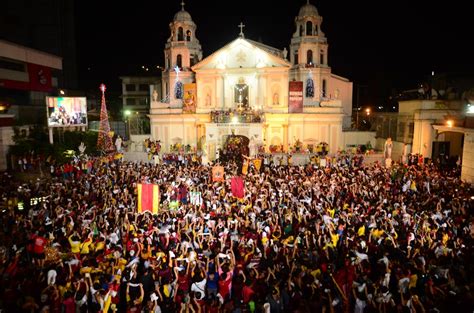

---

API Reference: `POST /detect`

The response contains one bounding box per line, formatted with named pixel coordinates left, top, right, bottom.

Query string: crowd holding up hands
left=0, top=153, right=473, bottom=312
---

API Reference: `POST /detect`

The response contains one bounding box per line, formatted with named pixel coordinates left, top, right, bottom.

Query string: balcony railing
left=210, top=109, right=264, bottom=123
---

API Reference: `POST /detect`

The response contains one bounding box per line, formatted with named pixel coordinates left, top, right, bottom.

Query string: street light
left=365, top=108, right=371, bottom=116
left=446, top=120, right=453, bottom=128
left=124, top=110, right=132, bottom=140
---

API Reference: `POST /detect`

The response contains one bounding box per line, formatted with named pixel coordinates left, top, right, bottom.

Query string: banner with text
left=288, top=81, right=303, bottom=113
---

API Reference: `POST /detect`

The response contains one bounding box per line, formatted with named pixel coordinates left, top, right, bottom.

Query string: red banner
left=288, top=81, right=303, bottom=113
left=0, top=63, right=52, bottom=92
left=28, top=63, right=52, bottom=91
left=231, top=176, right=245, bottom=199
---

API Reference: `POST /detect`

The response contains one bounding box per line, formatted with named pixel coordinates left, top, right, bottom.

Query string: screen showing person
left=46, top=97, right=88, bottom=127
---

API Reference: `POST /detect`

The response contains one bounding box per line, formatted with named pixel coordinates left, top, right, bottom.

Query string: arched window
left=307, top=49, right=313, bottom=65
left=315, top=24, right=318, bottom=35
left=186, top=30, right=192, bottom=41
left=299, top=25, right=303, bottom=36
left=177, top=27, right=184, bottom=41
left=306, top=78, right=314, bottom=98
left=175, top=81, right=183, bottom=99
left=322, top=79, right=327, bottom=98
left=320, top=52, right=324, bottom=65
left=190, top=54, right=197, bottom=67
left=176, top=54, right=182, bottom=68
left=294, top=50, right=299, bottom=65
left=306, top=21, right=313, bottom=35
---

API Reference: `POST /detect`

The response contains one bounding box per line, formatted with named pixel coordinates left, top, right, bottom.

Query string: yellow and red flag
left=137, top=183, right=160, bottom=214
left=242, top=160, right=249, bottom=175
left=252, top=159, right=262, bottom=172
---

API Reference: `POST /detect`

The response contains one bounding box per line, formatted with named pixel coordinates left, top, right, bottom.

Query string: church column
left=221, top=75, right=226, bottom=109
left=216, top=75, right=223, bottom=111
left=283, top=124, right=289, bottom=152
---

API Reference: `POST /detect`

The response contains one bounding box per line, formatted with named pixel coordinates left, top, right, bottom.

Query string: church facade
left=149, top=1, right=352, bottom=160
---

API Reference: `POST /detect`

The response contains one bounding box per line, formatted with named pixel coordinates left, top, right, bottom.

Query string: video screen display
left=46, top=97, right=88, bottom=127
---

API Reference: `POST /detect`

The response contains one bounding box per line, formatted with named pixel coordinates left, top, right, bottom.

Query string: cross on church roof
left=238, top=22, right=245, bottom=38
left=181, top=0, right=185, bottom=10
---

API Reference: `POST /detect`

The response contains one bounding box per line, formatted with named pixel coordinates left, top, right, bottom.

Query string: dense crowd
left=0, top=154, right=473, bottom=313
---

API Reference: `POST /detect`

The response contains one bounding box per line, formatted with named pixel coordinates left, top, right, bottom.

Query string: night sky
left=75, top=0, right=472, bottom=107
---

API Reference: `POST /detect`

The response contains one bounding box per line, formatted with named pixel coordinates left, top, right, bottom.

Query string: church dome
left=298, top=2, right=319, bottom=17
left=173, top=9, right=192, bottom=22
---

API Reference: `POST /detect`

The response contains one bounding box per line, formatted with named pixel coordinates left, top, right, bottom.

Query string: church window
left=186, top=30, right=192, bottom=41
left=294, top=50, right=298, bottom=65
left=322, top=79, right=327, bottom=98
left=175, top=81, right=184, bottom=99
left=306, top=78, right=314, bottom=98
left=307, top=49, right=313, bottom=65
left=177, top=27, right=184, bottom=41
left=320, top=52, right=324, bottom=65
left=306, top=21, right=313, bottom=35
left=299, top=25, right=303, bottom=36
left=176, top=54, right=182, bottom=68
left=190, top=54, right=197, bottom=67
left=315, top=24, right=318, bottom=35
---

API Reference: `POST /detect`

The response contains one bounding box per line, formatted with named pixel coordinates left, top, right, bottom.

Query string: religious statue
left=115, top=135, right=123, bottom=153
left=335, top=88, right=340, bottom=99
left=273, top=92, right=279, bottom=105
left=249, top=135, right=257, bottom=158
left=152, top=89, right=158, bottom=102
left=205, top=93, right=211, bottom=107
left=78, top=142, right=86, bottom=155
left=282, top=47, right=288, bottom=60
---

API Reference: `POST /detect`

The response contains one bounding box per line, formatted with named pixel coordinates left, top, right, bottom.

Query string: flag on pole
left=231, top=176, right=245, bottom=199
left=137, top=183, right=160, bottom=214
left=212, top=166, right=224, bottom=182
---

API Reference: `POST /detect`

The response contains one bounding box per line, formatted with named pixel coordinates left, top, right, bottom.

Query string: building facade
left=0, top=40, right=63, bottom=124
left=149, top=2, right=353, bottom=160
left=120, top=76, right=161, bottom=114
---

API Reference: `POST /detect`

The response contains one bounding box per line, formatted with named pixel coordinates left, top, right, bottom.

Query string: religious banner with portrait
left=288, top=81, right=303, bottom=113
left=212, top=165, right=224, bottom=182
left=183, top=83, right=197, bottom=113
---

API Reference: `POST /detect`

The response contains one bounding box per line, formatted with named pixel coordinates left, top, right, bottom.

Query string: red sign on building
left=288, top=81, right=303, bottom=113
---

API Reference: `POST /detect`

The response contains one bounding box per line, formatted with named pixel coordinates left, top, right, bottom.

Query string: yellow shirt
left=69, top=236, right=81, bottom=254
left=80, top=239, right=92, bottom=254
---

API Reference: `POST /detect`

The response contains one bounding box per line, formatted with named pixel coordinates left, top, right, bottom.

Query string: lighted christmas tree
left=97, top=84, right=115, bottom=153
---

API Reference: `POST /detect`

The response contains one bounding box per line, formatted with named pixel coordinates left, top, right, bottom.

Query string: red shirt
left=33, top=236, right=47, bottom=254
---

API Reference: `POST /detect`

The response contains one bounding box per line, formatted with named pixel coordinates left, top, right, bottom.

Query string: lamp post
left=124, top=110, right=131, bottom=140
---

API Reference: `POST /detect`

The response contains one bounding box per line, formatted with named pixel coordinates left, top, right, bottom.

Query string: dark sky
left=75, top=0, right=472, bottom=106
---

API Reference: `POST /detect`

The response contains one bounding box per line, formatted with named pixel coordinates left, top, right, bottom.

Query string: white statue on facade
left=401, top=143, right=408, bottom=164
left=282, top=47, right=288, bottom=60
left=152, top=89, right=158, bottom=102
left=115, top=135, right=123, bottom=152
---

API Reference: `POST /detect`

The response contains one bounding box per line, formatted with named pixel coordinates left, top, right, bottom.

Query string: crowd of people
left=0, top=153, right=473, bottom=313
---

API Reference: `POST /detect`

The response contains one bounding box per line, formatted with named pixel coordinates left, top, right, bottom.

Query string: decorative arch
left=306, top=78, right=314, bottom=98
left=177, top=27, right=184, bottom=41
left=175, top=81, right=184, bottom=99
left=271, top=84, right=281, bottom=106
left=307, top=49, right=313, bottom=65
left=186, top=30, right=192, bottom=41
left=176, top=54, right=182, bottom=68
left=306, top=21, right=313, bottom=35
